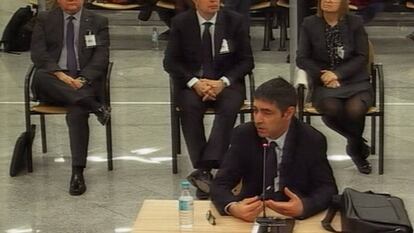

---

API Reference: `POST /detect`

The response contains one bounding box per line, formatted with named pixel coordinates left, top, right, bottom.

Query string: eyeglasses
left=206, top=210, right=216, bottom=225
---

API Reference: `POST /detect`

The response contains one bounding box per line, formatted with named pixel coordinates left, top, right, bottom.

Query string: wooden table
left=132, top=200, right=341, bottom=233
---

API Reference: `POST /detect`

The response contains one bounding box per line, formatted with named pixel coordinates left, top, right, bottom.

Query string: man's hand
left=228, top=196, right=263, bottom=222
left=203, top=79, right=225, bottom=96
left=325, top=79, right=340, bottom=88
left=199, top=79, right=225, bottom=101
left=193, top=80, right=212, bottom=97
left=53, top=71, right=80, bottom=89
left=71, top=78, right=85, bottom=89
left=264, top=187, right=304, bottom=217
left=320, top=70, right=340, bottom=88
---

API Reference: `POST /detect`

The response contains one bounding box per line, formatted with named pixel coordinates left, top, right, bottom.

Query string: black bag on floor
left=322, top=188, right=413, bottom=233
left=10, top=125, right=36, bottom=177
left=0, top=5, right=36, bottom=53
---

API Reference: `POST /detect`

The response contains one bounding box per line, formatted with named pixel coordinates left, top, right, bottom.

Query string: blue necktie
left=202, top=22, right=214, bottom=78
left=66, top=16, right=77, bottom=77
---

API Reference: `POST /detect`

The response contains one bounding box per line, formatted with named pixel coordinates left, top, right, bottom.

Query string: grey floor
left=1, top=1, right=414, bottom=233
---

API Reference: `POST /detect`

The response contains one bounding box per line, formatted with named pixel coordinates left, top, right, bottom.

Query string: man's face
left=320, top=0, right=341, bottom=13
left=58, top=0, right=84, bottom=14
left=253, top=99, right=294, bottom=140
left=192, top=0, right=220, bottom=17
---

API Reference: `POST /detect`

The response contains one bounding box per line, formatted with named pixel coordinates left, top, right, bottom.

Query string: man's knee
left=66, top=106, right=90, bottom=123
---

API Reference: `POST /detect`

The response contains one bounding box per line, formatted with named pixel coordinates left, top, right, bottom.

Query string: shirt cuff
left=187, top=77, right=199, bottom=88
left=224, top=202, right=238, bottom=215
left=220, top=77, right=230, bottom=87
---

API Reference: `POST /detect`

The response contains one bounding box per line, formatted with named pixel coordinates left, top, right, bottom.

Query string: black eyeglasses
left=206, top=210, right=216, bottom=225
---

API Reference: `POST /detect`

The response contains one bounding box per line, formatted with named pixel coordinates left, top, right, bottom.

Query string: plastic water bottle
left=151, top=27, right=159, bottom=50
left=179, top=181, right=194, bottom=228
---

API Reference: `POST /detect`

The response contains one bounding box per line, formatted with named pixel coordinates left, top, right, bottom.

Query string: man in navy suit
left=31, top=0, right=110, bottom=196
left=164, top=0, right=254, bottom=199
left=210, top=78, right=337, bottom=221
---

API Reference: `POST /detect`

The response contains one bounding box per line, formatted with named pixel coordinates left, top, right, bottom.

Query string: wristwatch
left=77, top=76, right=90, bottom=85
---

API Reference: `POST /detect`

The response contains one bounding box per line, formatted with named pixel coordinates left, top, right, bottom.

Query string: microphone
left=261, top=139, right=269, bottom=218
left=254, top=139, right=295, bottom=233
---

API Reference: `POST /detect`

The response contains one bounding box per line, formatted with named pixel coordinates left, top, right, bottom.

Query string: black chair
left=24, top=62, right=114, bottom=172
left=169, top=73, right=256, bottom=174
left=296, top=42, right=385, bottom=174
left=249, top=0, right=289, bottom=51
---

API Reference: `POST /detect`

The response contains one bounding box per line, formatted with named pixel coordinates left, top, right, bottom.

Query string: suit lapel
left=338, top=15, right=350, bottom=59
left=54, top=9, right=64, bottom=53
left=278, top=118, right=298, bottom=189
left=214, top=11, right=225, bottom=58
left=189, top=10, right=202, bottom=65
left=317, top=18, right=330, bottom=60
left=78, top=9, right=91, bottom=52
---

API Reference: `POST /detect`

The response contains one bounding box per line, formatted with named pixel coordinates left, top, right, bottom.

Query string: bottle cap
left=181, top=180, right=190, bottom=189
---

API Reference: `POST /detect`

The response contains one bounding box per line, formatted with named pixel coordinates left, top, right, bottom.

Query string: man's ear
left=283, top=106, right=296, bottom=120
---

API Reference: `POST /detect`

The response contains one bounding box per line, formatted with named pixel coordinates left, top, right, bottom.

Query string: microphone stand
left=254, top=141, right=288, bottom=233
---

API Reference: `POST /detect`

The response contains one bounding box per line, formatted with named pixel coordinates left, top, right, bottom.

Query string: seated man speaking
left=210, top=78, right=338, bottom=221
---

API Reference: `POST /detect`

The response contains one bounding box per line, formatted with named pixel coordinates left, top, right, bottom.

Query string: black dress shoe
left=138, top=6, right=153, bottom=21
left=407, top=32, right=414, bottom=41
left=95, top=106, right=111, bottom=126
left=346, top=140, right=370, bottom=160
left=69, top=173, right=87, bottom=196
left=158, top=29, right=170, bottom=40
left=186, top=170, right=213, bottom=194
left=196, top=188, right=210, bottom=200
left=352, top=157, right=372, bottom=174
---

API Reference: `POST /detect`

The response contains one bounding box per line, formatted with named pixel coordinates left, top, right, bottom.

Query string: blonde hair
left=317, top=0, right=349, bottom=19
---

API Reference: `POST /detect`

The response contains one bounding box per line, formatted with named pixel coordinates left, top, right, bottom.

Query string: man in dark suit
left=31, top=0, right=110, bottom=196
left=164, top=0, right=254, bottom=199
left=210, top=78, right=337, bottom=221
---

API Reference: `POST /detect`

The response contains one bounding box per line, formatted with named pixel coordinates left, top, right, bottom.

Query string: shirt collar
left=63, top=8, right=82, bottom=21
left=196, top=11, right=217, bottom=27
left=266, top=128, right=288, bottom=150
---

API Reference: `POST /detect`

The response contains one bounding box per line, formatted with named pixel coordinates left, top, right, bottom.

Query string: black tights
left=316, top=91, right=372, bottom=146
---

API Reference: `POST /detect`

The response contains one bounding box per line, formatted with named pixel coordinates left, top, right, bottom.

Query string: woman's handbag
left=322, top=188, right=413, bottom=233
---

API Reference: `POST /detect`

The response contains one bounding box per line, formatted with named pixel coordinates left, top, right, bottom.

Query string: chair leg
left=371, top=116, right=376, bottom=155
left=278, top=10, right=287, bottom=51
left=305, top=115, right=311, bottom=124
left=177, top=118, right=181, bottom=155
left=379, top=114, right=384, bottom=175
left=40, top=114, right=47, bottom=153
left=106, top=118, right=113, bottom=171
left=262, top=11, right=272, bottom=51
left=171, top=111, right=180, bottom=174
left=240, top=113, right=245, bottom=124
left=26, top=114, right=33, bottom=173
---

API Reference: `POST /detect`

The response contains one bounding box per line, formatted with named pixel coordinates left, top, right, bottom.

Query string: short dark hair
left=253, top=77, right=297, bottom=112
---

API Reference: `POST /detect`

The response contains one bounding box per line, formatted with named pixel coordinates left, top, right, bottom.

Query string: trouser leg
left=66, top=105, right=90, bottom=167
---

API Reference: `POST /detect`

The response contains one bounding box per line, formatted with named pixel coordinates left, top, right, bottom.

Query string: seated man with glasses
left=210, top=78, right=337, bottom=221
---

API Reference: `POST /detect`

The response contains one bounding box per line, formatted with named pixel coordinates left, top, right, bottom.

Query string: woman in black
left=296, top=0, right=373, bottom=174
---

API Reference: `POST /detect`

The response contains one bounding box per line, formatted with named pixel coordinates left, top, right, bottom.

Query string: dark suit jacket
left=163, top=9, right=254, bottom=92
left=210, top=118, right=338, bottom=219
left=31, top=7, right=110, bottom=83
left=296, top=14, right=369, bottom=88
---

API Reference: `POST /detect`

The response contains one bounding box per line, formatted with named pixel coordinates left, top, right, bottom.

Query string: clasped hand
left=229, top=187, right=304, bottom=222
left=320, top=70, right=340, bottom=88
left=54, top=71, right=85, bottom=90
left=193, top=79, right=225, bottom=101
